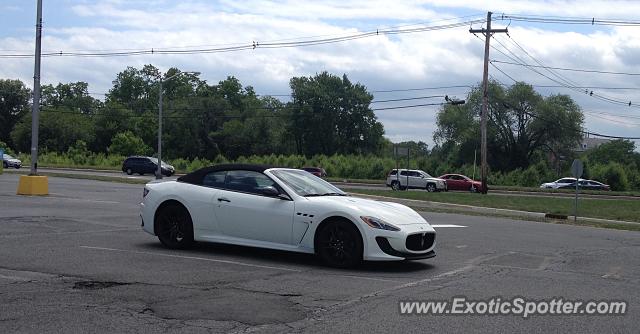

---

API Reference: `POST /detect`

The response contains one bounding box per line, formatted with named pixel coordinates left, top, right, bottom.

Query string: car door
left=399, top=170, right=410, bottom=187
left=213, top=170, right=295, bottom=245
left=445, top=175, right=460, bottom=190
left=406, top=171, right=421, bottom=188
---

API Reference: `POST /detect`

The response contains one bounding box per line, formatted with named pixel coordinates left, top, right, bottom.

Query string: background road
left=0, top=173, right=638, bottom=333
left=21, top=167, right=637, bottom=200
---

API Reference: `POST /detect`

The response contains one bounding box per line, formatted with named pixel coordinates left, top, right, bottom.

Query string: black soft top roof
left=177, top=163, right=276, bottom=185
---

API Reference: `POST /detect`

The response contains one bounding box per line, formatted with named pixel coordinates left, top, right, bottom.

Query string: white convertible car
left=140, top=164, right=436, bottom=267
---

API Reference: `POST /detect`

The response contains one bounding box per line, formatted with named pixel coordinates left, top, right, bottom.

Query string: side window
left=389, top=170, right=397, bottom=176
left=203, top=171, right=226, bottom=188
left=225, top=170, right=277, bottom=195
left=400, top=171, right=408, bottom=176
left=410, top=171, right=421, bottom=177
left=559, top=178, right=573, bottom=183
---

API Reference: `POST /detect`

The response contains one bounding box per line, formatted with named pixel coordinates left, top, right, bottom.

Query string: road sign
left=570, top=159, right=583, bottom=222
left=571, top=159, right=583, bottom=178
left=394, top=147, right=409, bottom=157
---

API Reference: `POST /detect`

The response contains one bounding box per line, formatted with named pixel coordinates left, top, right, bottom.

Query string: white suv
left=386, top=169, right=447, bottom=192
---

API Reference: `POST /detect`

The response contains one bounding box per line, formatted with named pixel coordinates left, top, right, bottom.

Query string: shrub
left=108, top=131, right=152, bottom=156
left=590, top=162, right=629, bottom=191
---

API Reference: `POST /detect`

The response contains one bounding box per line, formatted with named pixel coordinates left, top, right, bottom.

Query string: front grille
left=406, top=233, right=435, bottom=251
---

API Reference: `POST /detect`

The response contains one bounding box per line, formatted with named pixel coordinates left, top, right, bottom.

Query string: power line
left=0, top=19, right=485, bottom=59
left=496, top=14, right=640, bottom=26
left=487, top=36, right=640, bottom=109
left=491, top=59, right=640, bottom=76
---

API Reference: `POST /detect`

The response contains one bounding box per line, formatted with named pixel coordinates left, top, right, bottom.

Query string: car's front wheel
left=426, top=183, right=436, bottom=192
left=2, top=162, right=7, bottom=168
left=316, top=220, right=363, bottom=268
left=156, top=203, right=194, bottom=249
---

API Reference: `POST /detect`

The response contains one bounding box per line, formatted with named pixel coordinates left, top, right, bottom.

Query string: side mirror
left=260, top=186, right=280, bottom=197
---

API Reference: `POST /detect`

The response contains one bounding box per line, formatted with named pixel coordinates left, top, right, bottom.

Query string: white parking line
left=79, top=246, right=302, bottom=272
left=431, top=224, right=467, bottom=228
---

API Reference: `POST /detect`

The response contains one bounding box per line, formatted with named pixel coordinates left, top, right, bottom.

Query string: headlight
left=360, top=216, right=400, bottom=231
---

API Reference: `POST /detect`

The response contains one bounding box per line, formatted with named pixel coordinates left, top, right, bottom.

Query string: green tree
left=287, top=72, right=384, bottom=156
left=0, top=79, right=31, bottom=148
left=585, top=139, right=639, bottom=166
left=434, top=81, right=584, bottom=171
left=108, top=131, right=152, bottom=156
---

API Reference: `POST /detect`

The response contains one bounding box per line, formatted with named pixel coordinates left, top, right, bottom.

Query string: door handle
left=217, top=197, right=230, bottom=203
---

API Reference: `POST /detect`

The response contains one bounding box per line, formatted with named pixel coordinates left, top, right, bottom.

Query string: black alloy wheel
left=126, top=168, right=133, bottom=175
left=156, top=204, right=194, bottom=249
left=317, top=221, right=363, bottom=268
left=391, top=181, right=400, bottom=191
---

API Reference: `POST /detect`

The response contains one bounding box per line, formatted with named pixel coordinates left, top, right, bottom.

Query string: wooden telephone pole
left=469, top=12, right=507, bottom=194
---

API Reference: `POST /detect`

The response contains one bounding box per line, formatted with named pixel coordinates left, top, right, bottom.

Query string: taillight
left=143, top=188, right=149, bottom=198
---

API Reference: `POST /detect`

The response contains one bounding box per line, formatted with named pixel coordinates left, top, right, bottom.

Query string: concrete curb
left=350, top=192, right=640, bottom=227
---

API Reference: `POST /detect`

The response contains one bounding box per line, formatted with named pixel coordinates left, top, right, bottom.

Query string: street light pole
left=156, top=71, right=200, bottom=180
left=157, top=79, right=163, bottom=179
left=31, top=0, right=43, bottom=175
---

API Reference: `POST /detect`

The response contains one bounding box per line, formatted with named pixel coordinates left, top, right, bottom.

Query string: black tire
left=316, top=220, right=363, bottom=268
left=126, top=168, right=133, bottom=175
left=156, top=203, right=194, bottom=249
left=391, top=181, right=400, bottom=191
left=470, top=185, right=477, bottom=193
left=426, top=183, right=436, bottom=192
left=2, top=162, right=7, bottom=168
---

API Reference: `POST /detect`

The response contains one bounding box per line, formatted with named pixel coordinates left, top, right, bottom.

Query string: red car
left=439, top=174, right=484, bottom=192
left=302, top=167, right=327, bottom=177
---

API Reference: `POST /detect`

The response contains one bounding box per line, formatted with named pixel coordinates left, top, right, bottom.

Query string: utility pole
left=31, top=0, right=43, bottom=175
left=17, top=0, right=48, bottom=195
left=469, top=11, right=507, bottom=194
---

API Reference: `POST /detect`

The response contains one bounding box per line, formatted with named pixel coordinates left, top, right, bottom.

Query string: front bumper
left=363, top=223, right=436, bottom=261
left=375, top=237, right=436, bottom=259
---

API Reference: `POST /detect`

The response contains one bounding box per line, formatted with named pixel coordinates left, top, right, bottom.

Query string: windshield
left=3, top=154, right=14, bottom=159
left=420, top=171, right=434, bottom=178
left=271, top=169, right=346, bottom=197
left=148, top=157, right=169, bottom=166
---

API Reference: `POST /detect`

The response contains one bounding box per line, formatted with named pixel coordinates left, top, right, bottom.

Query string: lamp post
left=156, top=71, right=199, bottom=179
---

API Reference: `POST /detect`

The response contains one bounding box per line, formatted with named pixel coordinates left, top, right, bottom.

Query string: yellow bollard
left=17, top=175, right=49, bottom=195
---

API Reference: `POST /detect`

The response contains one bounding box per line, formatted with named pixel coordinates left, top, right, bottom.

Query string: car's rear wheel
left=156, top=203, right=194, bottom=249
left=2, top=162, right=7, bottom=168
left=126, top=168, right=133, bottom=175
left=316, top=220, right=363, bottom=268
left=391, top=181, right=400, bottom=191
left=426, top=183, right=436, bottom=192
left=470, top=185, right=477, bottom=193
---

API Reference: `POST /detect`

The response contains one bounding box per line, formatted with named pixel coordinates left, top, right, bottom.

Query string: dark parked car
left=302, top=167, right=327, bottom=177
left=122, top=156, right=175, bottom=176
left=558, top=179, right=611, bottom=191
left=439, top=174, right=485, bottom=192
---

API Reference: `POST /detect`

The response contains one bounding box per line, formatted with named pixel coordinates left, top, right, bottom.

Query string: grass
left=348, top=189, right=640, bottom=223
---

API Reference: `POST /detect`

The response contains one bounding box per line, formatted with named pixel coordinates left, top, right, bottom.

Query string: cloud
left=1, top=0, right=639, bottom=147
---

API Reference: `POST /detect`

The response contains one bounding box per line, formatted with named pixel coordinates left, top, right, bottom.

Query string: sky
left=1, top=0, right=640, bottom=149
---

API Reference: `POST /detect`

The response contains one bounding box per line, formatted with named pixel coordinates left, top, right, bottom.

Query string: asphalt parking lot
left=1, top=173, right=638, bottom=333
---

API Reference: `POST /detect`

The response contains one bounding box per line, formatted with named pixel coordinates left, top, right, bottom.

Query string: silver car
left=2, top=154, right=22, bottom=169
left=386, top=169, right=447, bottom=192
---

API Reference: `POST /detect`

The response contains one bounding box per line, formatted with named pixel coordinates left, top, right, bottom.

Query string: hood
left=306, top=196, right=429, bottom=226
left=426, top=177, right=445, bottom=182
